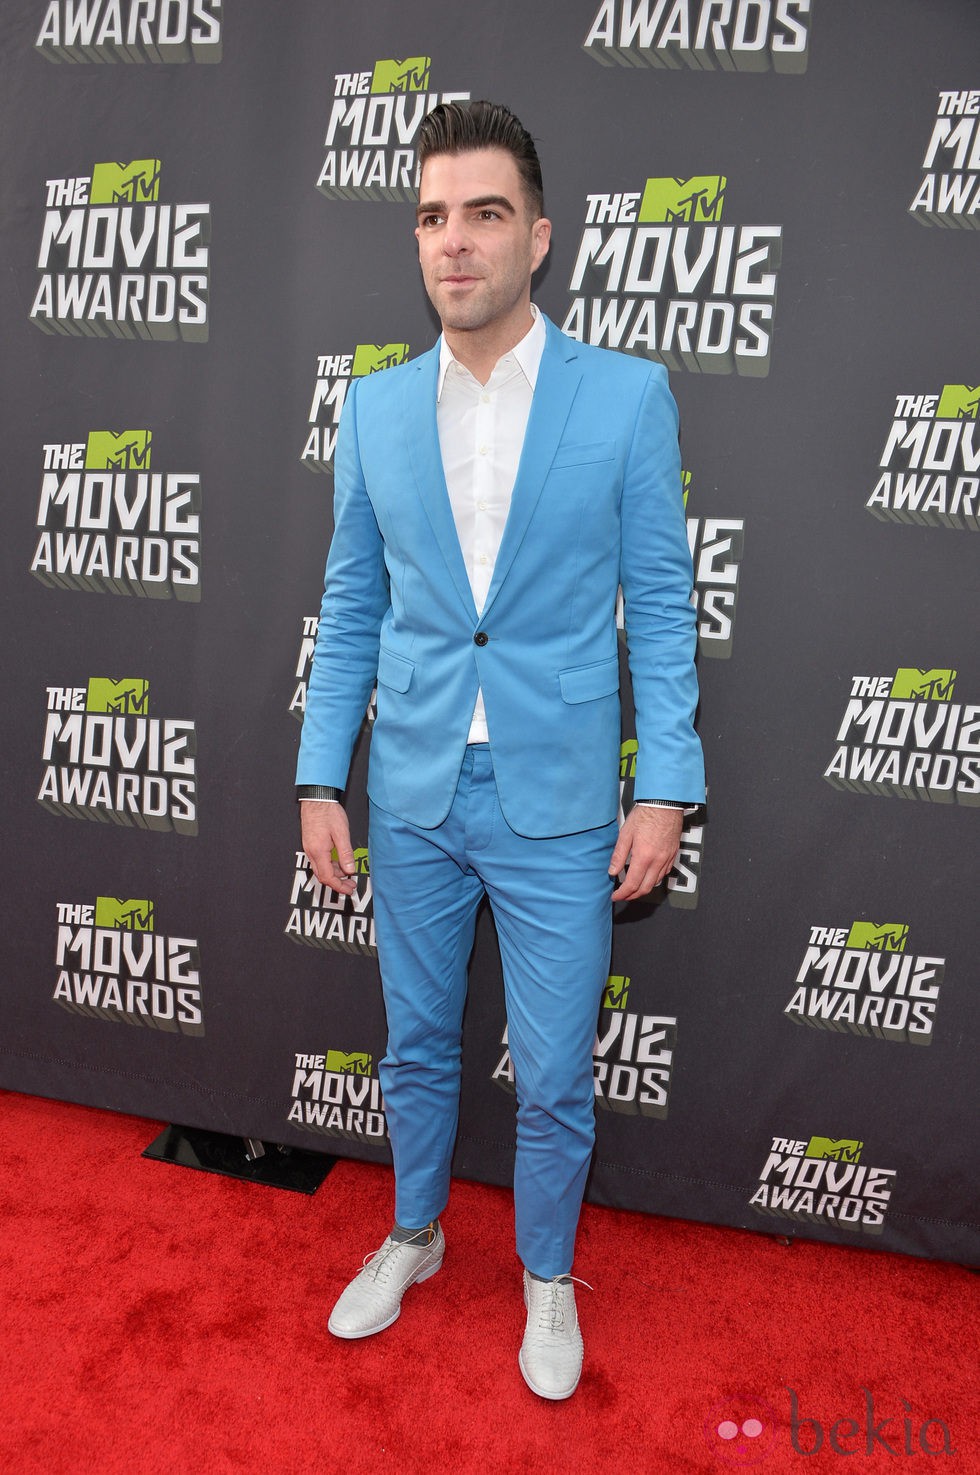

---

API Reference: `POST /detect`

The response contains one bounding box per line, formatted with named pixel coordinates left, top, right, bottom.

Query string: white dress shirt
left=436, top=305, right=546, bottom=744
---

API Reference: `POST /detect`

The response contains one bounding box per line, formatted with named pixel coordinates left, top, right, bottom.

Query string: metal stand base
left=142, top=1124, right=335, bottom=1194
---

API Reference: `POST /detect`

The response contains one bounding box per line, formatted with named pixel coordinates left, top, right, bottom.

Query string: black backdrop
left=1, top=0, right=977, bottom=1265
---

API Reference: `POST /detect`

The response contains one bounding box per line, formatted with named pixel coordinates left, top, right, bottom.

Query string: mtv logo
left=85, top=430, right=152, bottom=471
left=89, top=160, right=161, bottom=205
left=681, top=469, right=692, bottom=509
left=805, top=1137, right=863, bottom=1164
left=352, top=847, right=371, bottom=875
left=86, top=678, right=149, bottom=715
left=936, top=385, right=980, bottom=420
left=324, top=1050, right=372, bottom=1075
left=370, top=57, right=431, bottom=93
left=352, top=344, right=410, bottom=376
left=890, top=668, right=956, bottom=702
left=602, top=975, right=631, bottom=1011
left=639, top=176, right=727, bottom=224
left=846, top=921, right=909, bottom=953
left=620, top=738, right=638, bottom=780
left=95, top=897, right=155, bottom=931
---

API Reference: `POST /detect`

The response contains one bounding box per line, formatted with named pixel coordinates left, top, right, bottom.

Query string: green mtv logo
left=89, top=160, right=161, bottom=205
left=846, top=921, right=909, bottom=953
left=889, top=668, right=956, bottom=702
left=95, top=897, right=154, bottom=931
left=85, top=431, right=152, bottom=471
left=603, top=976, right=631, bottom=1011
left=805, top=1137, right=863, bottom=1163
left=370, top=57, right=431, bottom=93
left=639, top=176, right=726, bottom=224
left=936, top=385, right=980, bottom=419
left=620, top=738, right=638, bottom=780
left=86, top=678, right=149, bottom=715
left=352, top=344, right=410, bottom=376
left=681, top=469, right=692, bottom=509
left=324, top=1050, right=372, bottom=1075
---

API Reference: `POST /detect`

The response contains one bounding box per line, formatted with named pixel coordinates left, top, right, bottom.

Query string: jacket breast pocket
left=377, top=647, right=415, bottom=693
left=550, top=440, right=616, bottom=470
left=558, top=656, right=620, bottom=704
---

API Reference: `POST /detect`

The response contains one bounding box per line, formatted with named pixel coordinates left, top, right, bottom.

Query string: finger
left=321, top=871, right=356, bottom=896
left=330, top=855, right=358, bottom=885
left=611, top=858, right=648, bottom=902
left=327, top=843, right=359, bottom=891
left=308, top=849, right=357, bottom=894
left=612, top=871, right=656, bottom=903
left=611, top=875, right=644, bottom=902
left=328, top=861, right=357, bottom=893
left=611, top=849, right=675, bottom=902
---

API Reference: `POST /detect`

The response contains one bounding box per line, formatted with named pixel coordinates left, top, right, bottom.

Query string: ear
left=531, top=217, right=551, bottom=274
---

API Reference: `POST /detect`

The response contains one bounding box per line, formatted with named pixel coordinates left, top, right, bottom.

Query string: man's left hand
left=608, top=806, right=683, bottom=902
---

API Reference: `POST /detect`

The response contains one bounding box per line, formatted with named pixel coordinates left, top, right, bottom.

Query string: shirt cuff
left=633, top=799, right=698, bottom=814
left=297, top=785, right=344, bottom=802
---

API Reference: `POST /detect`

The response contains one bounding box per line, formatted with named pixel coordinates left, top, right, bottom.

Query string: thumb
left=331, top=822, right=357, bottom=875
left=608, top=828, right=631, bottom=875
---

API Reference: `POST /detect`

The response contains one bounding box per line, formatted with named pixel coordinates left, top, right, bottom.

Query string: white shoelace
left=360, top=1242, right=399, bottom=1284
left=359, top=1231, right=436, bottom=1284
left=531, top=1274, right=593, bottom=1333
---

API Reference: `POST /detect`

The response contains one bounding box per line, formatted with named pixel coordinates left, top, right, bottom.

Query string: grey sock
left=390, top=1219, right=438, bottom=1246
left=527, top=1269, right=571, bottom=1283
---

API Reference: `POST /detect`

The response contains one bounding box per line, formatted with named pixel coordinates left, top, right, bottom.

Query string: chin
left=440, top=307, right=488, bottom=332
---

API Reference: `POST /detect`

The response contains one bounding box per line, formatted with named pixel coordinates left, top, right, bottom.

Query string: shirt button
left=474, top=632, right=489, bottom=647
left=477, top=500, right=487, bottom=510
left=478, top=445, right=487, bottom=456
left=479, top=554, right=488, bottom=565
left=481, top=393, right=490, bottom=404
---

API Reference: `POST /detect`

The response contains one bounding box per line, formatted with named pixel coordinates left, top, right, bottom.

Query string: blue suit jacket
left=297, top=315, right=705, bottom=838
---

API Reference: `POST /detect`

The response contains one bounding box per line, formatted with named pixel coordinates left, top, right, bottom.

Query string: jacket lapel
left=480, top=318, right=583, bottom=620
left=403, top=346, right=478, bottom=621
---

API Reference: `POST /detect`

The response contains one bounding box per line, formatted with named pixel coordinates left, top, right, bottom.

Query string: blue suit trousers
left=369, top=744, right=617, bottom=1278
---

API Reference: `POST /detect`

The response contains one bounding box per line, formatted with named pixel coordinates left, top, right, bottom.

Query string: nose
left=442, top=210, right=473, bottom=257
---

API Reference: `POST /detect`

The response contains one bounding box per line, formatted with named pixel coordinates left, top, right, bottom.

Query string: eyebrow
left=416, top=194, right=517, bottom=220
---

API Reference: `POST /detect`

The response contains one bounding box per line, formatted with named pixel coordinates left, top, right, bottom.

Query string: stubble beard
left=428, top=268, right=531, bottom=339
left=430, top=279, right=495, bottom=335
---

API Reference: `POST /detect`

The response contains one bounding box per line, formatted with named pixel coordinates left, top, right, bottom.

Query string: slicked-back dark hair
left=417, top=100, right=545, bottom=219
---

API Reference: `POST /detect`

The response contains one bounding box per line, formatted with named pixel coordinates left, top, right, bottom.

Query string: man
left=297, top=100, right=704, bottom=1400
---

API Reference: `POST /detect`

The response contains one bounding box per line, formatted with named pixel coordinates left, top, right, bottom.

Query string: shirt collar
left=437, top=304, right=546, bottom=400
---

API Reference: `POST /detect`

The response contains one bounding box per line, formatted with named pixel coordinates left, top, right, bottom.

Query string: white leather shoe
left=327, top=1225, right=445, bottom=1339
left=518, top=1269, right=585, bottom=1400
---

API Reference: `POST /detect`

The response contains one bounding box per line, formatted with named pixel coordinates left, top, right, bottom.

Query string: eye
left=477, top=209, right=500, bottom=221
left=419, top=213, right=444, bottom=228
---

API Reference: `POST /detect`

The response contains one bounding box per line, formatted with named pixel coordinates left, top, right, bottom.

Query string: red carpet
left=0, top=1090, right=976, bottom=1474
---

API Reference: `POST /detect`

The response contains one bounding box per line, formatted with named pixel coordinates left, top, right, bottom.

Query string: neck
left=442, top=304, right=536, bottom=386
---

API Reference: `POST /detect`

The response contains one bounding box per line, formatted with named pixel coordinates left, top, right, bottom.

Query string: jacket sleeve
left=295, top=378, right=390, bottom=789
left=619, top=365, right=706, bottom=805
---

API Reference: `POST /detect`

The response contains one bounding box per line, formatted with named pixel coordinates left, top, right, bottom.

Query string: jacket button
left=473, top=632, right=488, bottom=647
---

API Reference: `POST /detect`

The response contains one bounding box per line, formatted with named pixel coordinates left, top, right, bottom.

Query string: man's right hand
left=301, top=800, right=358, bottom=895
